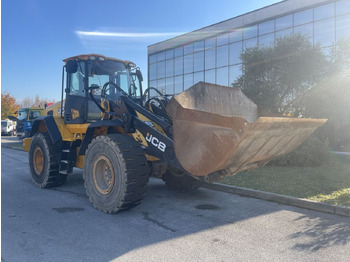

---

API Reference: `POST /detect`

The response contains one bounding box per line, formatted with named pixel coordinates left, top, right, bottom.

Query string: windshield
left=2, top=122, right=7, bottom=128
left=68, top=60, right=130, bottom=98
left=18, top=109, right=28, bottom=121
left=28, top=110, right=42, bottom=120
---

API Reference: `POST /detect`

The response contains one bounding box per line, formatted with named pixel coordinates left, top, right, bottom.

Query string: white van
left=1, top=119, right=16, bottom=136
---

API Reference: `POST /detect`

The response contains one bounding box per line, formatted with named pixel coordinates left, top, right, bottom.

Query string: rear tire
left=83, top=134, right=150, bottom=213
left=162, top=167, right=202, bottom=192
left=29, top=133, right=67, bottom=188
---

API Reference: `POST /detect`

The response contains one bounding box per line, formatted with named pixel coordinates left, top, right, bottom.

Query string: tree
left=233, top=34, right=350, bottom=165
left=20, top=95, right=55, bottom=108
left=234, top=34, right=330, bottom=114
left=1, top=91, right=20, bottom=119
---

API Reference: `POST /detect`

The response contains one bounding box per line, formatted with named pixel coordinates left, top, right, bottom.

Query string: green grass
left=10, top=143, right=24, bottom=150
left=219, top=155, right=350, bottom=206
left=2, top=142, right=24, bottom=150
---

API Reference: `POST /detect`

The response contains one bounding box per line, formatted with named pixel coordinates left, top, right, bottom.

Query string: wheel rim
left=33, top=147, right=44, bottom=175
left=93, top=155, right=115, bottom=195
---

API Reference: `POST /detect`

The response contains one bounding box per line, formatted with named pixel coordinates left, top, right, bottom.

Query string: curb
left=204, top=183, right=350, bottom=217
left=1, top=143, right=24, bottom=151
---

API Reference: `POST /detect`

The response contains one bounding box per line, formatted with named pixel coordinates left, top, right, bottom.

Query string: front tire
left=83, top=134, right=150, bottom=213
left=29, top=133, right=67, bottom=188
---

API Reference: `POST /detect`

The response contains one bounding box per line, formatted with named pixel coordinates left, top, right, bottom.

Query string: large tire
left=162, top=167, right=203, bottom=192
left=83, top=134, right=150, bottom=213
left=29, top=133, right=67, bottom=188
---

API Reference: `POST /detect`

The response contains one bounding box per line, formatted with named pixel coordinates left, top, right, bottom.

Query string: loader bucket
left=166, top=82, right=327, bottom=179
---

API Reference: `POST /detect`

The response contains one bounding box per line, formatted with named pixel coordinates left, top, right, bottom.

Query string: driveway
left=2, top=146, right=350, bottom=262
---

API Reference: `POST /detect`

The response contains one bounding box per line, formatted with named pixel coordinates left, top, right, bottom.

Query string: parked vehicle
left=1, top=119, right=16, bottom=136
left=9, top=107, right=45, bottom=139
left=24, top=54, right=327, bottom=213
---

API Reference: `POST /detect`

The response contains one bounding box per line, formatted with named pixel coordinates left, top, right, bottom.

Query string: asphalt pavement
left=2, top=143, right=350, bottom=262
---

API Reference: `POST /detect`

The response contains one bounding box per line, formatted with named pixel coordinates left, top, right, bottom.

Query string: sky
left=2, top=0, right=281, bottom=103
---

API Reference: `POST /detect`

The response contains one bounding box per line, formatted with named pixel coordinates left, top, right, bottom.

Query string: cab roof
left=63, top=54, right=133, bottom=66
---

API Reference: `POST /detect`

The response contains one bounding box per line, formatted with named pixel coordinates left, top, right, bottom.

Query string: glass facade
left=148, top=0, right=350, bottom=95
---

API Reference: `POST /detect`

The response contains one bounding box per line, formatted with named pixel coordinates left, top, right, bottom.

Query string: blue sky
left=2, top=0, right=281, bottom=103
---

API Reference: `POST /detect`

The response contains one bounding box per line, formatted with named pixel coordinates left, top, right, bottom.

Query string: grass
left=2, top=142, right=24, bottom=150
left=9, top=143, right=24, bottom=150
left=219, top=155, right=350, bottom=207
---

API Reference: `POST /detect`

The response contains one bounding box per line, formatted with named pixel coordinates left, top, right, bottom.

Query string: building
left=147, top=0, right=350, bottom=95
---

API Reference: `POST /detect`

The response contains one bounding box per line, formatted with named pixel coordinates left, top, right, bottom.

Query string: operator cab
left=63, top=54, right=143, bottom=124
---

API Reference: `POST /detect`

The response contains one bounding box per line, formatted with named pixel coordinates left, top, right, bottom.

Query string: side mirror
left=136, top=69, right=143, bottom=82
left=66, top=60, right=78, bottom=73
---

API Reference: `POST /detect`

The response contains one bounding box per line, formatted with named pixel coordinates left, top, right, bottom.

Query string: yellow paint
left=75, top=153, right=85, bottom=169
left=23, top=138, right=31, bottom=152
left=53, top=117, right=90, bottom=141
left=136, top=112, right=165, bottom=134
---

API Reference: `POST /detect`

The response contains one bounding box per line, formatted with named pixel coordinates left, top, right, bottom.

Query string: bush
left=269, top=134, right=331, bottom=167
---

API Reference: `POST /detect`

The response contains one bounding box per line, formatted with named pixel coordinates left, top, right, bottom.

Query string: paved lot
left=2, top=143, right=350, bottom=262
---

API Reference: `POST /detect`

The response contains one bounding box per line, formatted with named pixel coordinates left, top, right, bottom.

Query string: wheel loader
left=23, top=54, right=327, bottom=213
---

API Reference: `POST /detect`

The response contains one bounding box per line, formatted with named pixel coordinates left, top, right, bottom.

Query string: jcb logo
left=146, top=133, right=166, bottom=152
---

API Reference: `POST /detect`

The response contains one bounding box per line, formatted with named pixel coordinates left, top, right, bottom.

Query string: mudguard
left=30, top=116, right=62, bottom=144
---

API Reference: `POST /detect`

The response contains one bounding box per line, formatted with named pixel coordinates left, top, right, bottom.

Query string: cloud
left=76, top=30, right=185, bottom=38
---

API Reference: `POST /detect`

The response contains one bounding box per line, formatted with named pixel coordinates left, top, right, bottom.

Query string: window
left=216, top=45, right=229, bottom=67
left=194, top=71, right=204, bottom=84
left=205, top=69, right=215, bottom=84
left=230, top=65, right=241, bottom=85
left=166, top=50, right=174, bottom=59
left=243, top=25, right=258, bottom=39
left=184, top=73, right=194, bottom=89
left=174, top=75, right=183, bottom=94
left=69, top=62, right=85, bottom=96
left=157, top=61, right=165, bottom=79
left=184, top=44, right=194, bottom=55
left=194, top=40, right=204, bottom=52
left=205, top=48, right=216, bottom=69
left=166, top=77, right=174, bottom=94
left=166, top=59, right=174, bottom=77
left=336, top=14, right=350, bottom=41
left=150, top=80, right=157, bottom=89
left=229, top=42, right=242, bottom=65
left=217, top=33, right=229, bottom=46
left=275, top=28, right=293, bottom=39
left=275, top=15, right=293, bottom=31
left=194, top=51, right=204, bottom=72
left=294, top=23, right=313, bottom=39
left=149, top=63, right=157, bottom=80
left=157, top=52, right=166, bottom=62
left=314, top=18, right=335, bottom=47
left=259, top=20, right=274, bottom=35
left=230, top=30, right=242, bottom=43
left=216, top=67, right=228, bottom=86
left=205, top=37, right=216, bottom=49
left=184, top=54, right=194, bottom=74
left=174, top=56, right=183, bottom=75
left=149, top=54, right=157, bottom=64
left=174, top=47, right=183, bottom=57
left=18, top=110, right=28, bottom=121
left=243, top=38, right=257, bottom=49
left=294, top=9, right=313, bottom=26
left=336, top=0, right=350, bottom=16
left=314, top=3, right=335, bottom=21
left=157, top=78, right=166, bottom=94
left=29, top=110, right=42, bottom=120
left=259, top=33, right=274, bottom=47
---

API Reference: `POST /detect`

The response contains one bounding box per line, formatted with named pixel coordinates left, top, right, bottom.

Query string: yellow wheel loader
left=23, top=54, right=327, bottom=213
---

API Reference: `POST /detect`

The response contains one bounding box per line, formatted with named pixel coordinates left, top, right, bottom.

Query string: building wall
left=147, top=0, right=350, bottom=95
